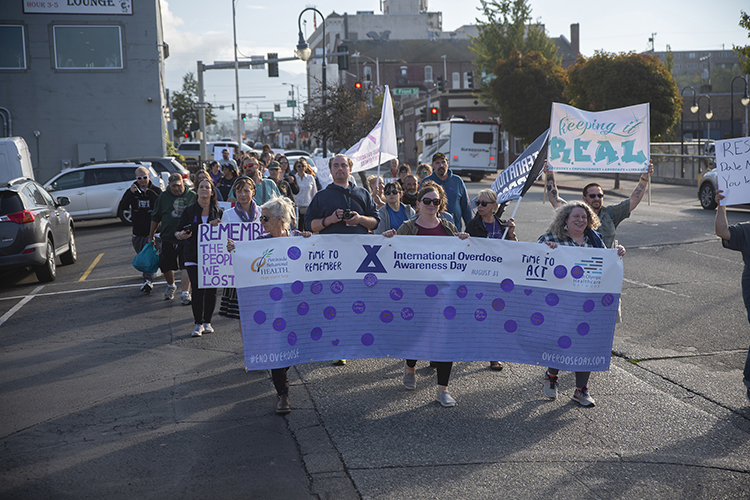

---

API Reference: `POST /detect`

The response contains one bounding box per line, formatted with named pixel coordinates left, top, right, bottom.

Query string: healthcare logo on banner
left=492, top=129, right=549, bottom=203
left=548, top=103, right=650, bottom=173
left=714, top=137, right=750, bottom=206
left=233, top=235, right=623, bottom=372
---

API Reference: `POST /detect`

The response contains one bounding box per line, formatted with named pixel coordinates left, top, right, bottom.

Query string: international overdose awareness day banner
left=233, top=235, right=624, bottom=371
left=548, top=103, right=650, bottom=173
left=714, top=137, right=750, bottom=206
left=492, top=129, right=549, bottom=203
left=197, top=221, right=263, bottom=288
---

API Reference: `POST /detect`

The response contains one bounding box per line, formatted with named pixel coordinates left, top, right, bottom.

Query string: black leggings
left=406, top=360, right=452, bottom=386
left=185, top=266, right=217, bottom=325
left=272, top=367, right=290, bottom=396
left=547, top=368, right=591, bottom=388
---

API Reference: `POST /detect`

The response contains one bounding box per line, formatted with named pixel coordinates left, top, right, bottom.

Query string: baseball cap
left=432, top=152, right=447, bottom=162
left=267, top=161, right=281, bottom=170
left=168, top=173, right=183, bottom=185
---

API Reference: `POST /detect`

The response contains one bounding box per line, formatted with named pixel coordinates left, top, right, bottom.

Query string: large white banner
left=346, top=86, right=398, bottom=173
left=548, top=103, right=650, bottom=173
left=233, top=235, right=624, bottom=371
left=714, top=137, right=750, bottom=206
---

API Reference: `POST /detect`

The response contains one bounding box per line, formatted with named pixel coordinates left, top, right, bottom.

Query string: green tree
left=664, top=44, right=674, bottom=74
left=171, top=72, right=216, bottom=137
left=565, top=51, right=681, bottom=140
left=490, top=50, right=566, bottom=142
left=471, top=0, right=560, bottom=111
left=734, top=10, right=750, bottom=75
left=301, top=82, right=384, bottom=153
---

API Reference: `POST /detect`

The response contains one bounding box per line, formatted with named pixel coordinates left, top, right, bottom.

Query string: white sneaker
left=164, top=284, right=176, bottom=300
left=191, top=324, right=204, bottom=337
left=202, top=323, right=214, bottom=334
left=140, top=280, right=153, bottom=293
left=181, top=291, right=191, bottom=305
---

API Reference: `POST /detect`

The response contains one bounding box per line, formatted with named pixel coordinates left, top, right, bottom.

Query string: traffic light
left=430, top=107, right=439, bottom=120
left=354, top=81, right=363, bottom=98
left=467, top=70, right=474, bottom=88
left=267, top=53, right=279, bottom=77
left=420, top=107, right=427, bottom=122
left=338, top=45, right=348, bottom=70
left=241, top=113, right=247, bottom=121
left=437, top=76, right=444, bottom=92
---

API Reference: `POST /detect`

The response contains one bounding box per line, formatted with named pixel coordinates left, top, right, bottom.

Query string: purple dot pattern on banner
left=311, top=281, right=323, bottom=294
left=602, top=294, right=615, bottom=306
left=287, top=246, right=301, bottom=260
left=361, top=333, right=374, bottom=346
left=558, top=336, right=572, bottom=349
left=291, top=280, right=304, bottom=295
left=352, top=301, right=366, bottom=314
left=270, top=287, right=283, bottom=301
left=444, top=306, right=456, bottom=319
left=323, top=306, right=336, bottom=320
left=577, top=323, right=590, bottom=336
left=492, top=298, right=505, bottom=311
left=364, top=273, right=378, bottom=287
left=390, top=288, right=404, bottom=301
left=501, top=279, right=514, bottom=292
left=425, top=284, right=439, bottom=297
left=332, top=339, right=339, bottom=346
left=310, top=327, right=322, bottom=341
left=505, top=320, right=517, bottom=332
left=254, top=310, right=266, bottom=324
left=287, top=332, right=297, bottom=345
left=475, top=309, right=487, bottom=321
left=380, top=310, right=394, bottom=323
left=273, top=318, right=286, bottom=331
left=583, top=300, right=595, bottom=313
left=331, top=280, right=344, bottom=294
left=571, top=266, right=584, bottom=279
left=401, top=307, right=414, bottom=320
left=554, top=265, right=567, bottom=279
left=524, top=289, right=532, bottom=296
left=530, top=312, right=544, bottom=326
left=546, top=293, right=559, bottom=306
left=457, top=285, right=468, bottom=298
left=297, top=302, right=309, bottom=315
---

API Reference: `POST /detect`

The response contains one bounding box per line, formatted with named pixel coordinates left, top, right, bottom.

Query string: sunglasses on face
left=417, top=170, right=428, bottom=175
left=259, top=215, right=270, bottom=222
left=476, top=200, right=494, bottom=207
left=421, top=198, right=440, bottom=206
left=384, top=190, right=399, bottom=195
left=136, top=176, right=148, bottom=180
left=587, top=193, right=604, bottom=199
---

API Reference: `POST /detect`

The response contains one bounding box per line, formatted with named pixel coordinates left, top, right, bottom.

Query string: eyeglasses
left=417, top=170, right=428, bottom=175
left=384, top=190, right=399, bottom=195
left=259, top=215, right=270, bottom=222
left=476, top=200, right=494, bottom=207
left=279, top=160, right=288, bottom=163
left=587, top=193, right=604, bottom=199
left=136, top=176, right=148, bottom=180
left=421, top=198, right=440, bottom=206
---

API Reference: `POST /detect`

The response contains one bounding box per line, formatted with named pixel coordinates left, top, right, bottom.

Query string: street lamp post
left=352, top=53, right=380, bottom=86
left=730, top=75, right=750, bottom=138
left=695, top=95, right=713, bottom=171
left=680, top=86, right=697, bottom=177
left=295, top=8, right=327, bottom=158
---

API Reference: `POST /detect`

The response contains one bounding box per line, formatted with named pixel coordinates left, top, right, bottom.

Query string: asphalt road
left=1, top=174, right=749, bottom=499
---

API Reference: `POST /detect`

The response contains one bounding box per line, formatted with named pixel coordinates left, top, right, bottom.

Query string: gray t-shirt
left=597, top=198, right=630, bottom=248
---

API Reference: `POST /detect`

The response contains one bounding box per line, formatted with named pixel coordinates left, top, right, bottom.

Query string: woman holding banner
left=383, top=181, right=469, bottom=407
left=466, top=188, right=517, bottom=371
left=537, top=201, right=625, bottom=407
left=219, top=177, right=260, bottom=320
left=175, top=179, right=224, bottom=338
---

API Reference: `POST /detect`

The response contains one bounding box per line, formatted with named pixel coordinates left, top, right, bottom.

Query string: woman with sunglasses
left=538, top=201, right=625, bottom=407
left=374, top=181, right=415, bottom=234
left=382, top=181, right=469, bottom=407
left=174, top=179, right=223, bottom=338
left=276, top=155, right=300, bottom=195
left=293, top=159, right=318, bottom=232
left=465, top=189, right=517, bottom=371
left=218, top=177, right=260, bottom=320
left=227, top=196, right=311, bottom=415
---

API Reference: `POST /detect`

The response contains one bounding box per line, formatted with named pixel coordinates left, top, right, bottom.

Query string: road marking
left=622, top=278, right=691, bottom=298
left=79, top=253, right=104, bottom=281
left=0, top=280, right=182, bottom=302
left=0, top=285, right=44, bottom=327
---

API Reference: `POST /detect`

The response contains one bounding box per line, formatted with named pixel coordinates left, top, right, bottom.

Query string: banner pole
left=501, top=196, right=523, bottom=240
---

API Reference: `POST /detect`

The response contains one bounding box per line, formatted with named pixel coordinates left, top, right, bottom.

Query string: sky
left=160, top=0, right=749, bottom=126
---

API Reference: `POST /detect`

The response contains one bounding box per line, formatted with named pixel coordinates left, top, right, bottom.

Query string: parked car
left=81, top=157, right=192, bottom=191
left=698, top=168, right=750, bottom=210
left=176, top=141, right=252, bottom=169
left=0, top=177, right=76, bottom=282
left=44, top=162, right=164, bottom=223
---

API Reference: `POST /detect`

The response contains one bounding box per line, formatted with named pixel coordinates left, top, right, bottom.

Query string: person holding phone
left=123, top=166, right=161, bottom=293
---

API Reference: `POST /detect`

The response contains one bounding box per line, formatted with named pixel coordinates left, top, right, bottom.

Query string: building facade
left=0, top=0, right=167, bottom=183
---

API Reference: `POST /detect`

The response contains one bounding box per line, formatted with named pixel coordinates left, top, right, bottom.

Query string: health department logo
left=571, top=255, right=603, bottom=287
left=357, top=245, right=387, bottom=273
left=251, top=249, right=273, bottom=272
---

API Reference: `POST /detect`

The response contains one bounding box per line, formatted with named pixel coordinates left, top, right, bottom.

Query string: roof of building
left=344, top=39, right=475, bottom=64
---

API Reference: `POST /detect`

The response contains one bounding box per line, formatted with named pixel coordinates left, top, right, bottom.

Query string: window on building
left=687, top=63, right=697, bottom=69
left=688, top=52, right=696, bottom=59
left=53, top=25, right=122, bottom=69
left=424, top=65, right=433, bottom=82
left=452, top=72, right=460, bottom=89
left=363, top=66, right=373, bottom=82
left=674, top=53, right=681, bottom=59
left=674, top=63, right=682, bottom=70
left=0, top=25, right=26, bottom=69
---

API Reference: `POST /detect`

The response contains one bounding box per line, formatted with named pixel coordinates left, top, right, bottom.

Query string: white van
left=0, top=137, right=34, bottom=182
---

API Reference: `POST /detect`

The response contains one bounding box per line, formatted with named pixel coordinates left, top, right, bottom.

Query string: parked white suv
left=44, top=162, right=164, bottom=222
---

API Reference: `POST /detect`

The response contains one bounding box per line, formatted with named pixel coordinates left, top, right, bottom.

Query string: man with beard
left=544, top=161, right=654, bottom=248
left=421, top=152, right=472, bottom=231
left=401, top=174, right=418, bottom=208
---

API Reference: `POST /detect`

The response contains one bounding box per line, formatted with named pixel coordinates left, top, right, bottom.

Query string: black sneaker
left=140, top=280, right=153, bottom=294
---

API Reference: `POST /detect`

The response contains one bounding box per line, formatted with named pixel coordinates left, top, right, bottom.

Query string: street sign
left=193, top=102, right=211, bottom=109
left=393, top=87, right=419, bottom=96
left=287, top=100, right=297, bottom=108
left=481, top=74, right=496, bottom=85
